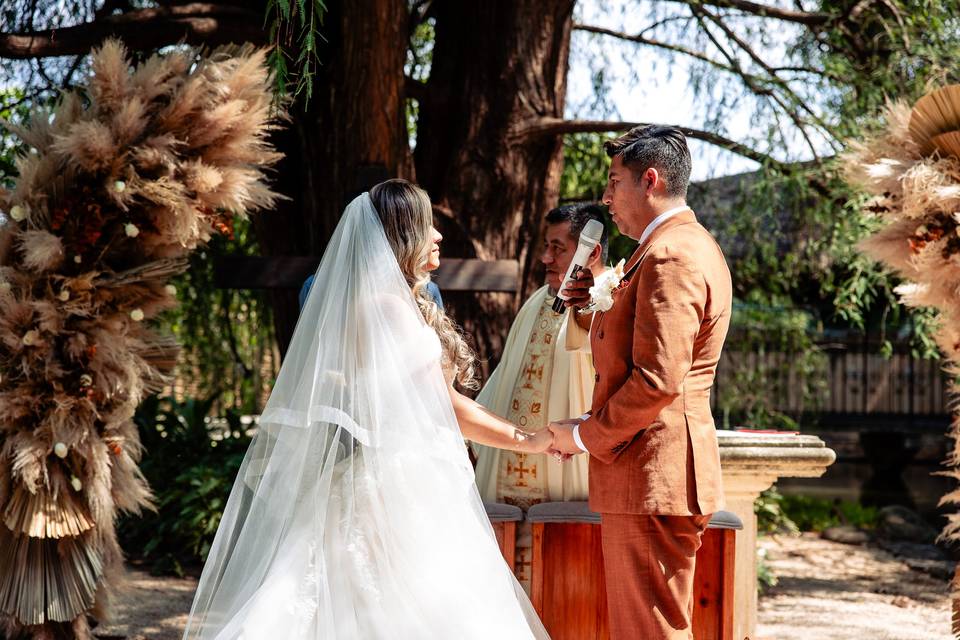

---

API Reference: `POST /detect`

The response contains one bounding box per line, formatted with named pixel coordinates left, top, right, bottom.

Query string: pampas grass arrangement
left=843, top=85, right=960, bottom=634
left=0, top=39, right=283, bottom=637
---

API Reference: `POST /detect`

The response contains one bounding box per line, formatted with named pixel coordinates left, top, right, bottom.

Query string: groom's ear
left=643, top=167, right=661, bottom=194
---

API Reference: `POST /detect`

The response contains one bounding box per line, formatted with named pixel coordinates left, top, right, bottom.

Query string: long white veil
left=182, top=194, right=547, bottom=639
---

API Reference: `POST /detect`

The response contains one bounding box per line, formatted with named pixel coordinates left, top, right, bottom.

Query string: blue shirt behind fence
left=299, top=275, right=444, bottom=311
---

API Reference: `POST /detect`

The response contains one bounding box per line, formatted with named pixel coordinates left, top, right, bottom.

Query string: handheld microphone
left=552, top=219, right=604, bottom=313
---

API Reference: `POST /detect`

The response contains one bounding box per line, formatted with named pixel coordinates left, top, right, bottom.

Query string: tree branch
left=0, top=87, right=48, bottom=113
left=693, top=5, right=839, bottom=151
left=661, top=0, right=834, bottom=26
left=61, top=54, right=85, bottom=89
left=575, top=23, right=782, bottom=94
left=0, top=3, right=264, bottom=59
left=575, top=20, right=840, bottom=151
left=636, top=15, right=698, bottom=38
left=575, top=24, right=733, bottom=73
left=513, top=117, right=785, bottom=169
left=690, top=8, right=821, bottom=159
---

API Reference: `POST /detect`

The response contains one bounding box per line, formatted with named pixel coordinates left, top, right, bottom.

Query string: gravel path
left=757, top=533, right=952, bottom=640
left=95, top=533, right=953, bottom=639
left=94, top=570, right=195, bottom=640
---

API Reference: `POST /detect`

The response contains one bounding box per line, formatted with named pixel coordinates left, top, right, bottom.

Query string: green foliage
left=778, top=494, right=880, bottom=533
left=560, top=133, right=611, bottom=203
left=756, top=547, right=778, bottom=593
left=574, top=0, right=960, bottom=359
left=161, top=217, right=277, bottom=414
left=811, top=1, right=960, bottom=143
left=902, top=308, right=942, bottom=360
left=0, top=88, right=29, bottom=190
left=754, top=489, right=882, bottom=591
left=756, top=487, right=800, bottom=536
left=694, top=163, right=889, bottom=331
left=404, top=17, right=435, bottom=148
left=265, top=0, right=328, bottom=100
left=717, top=301, right=828, bottom=430
left=406, top=17, right=435, bottom=84
left=711, top=161, right=943, bottom=359
left=119, top=395, right=251, bottom=574
left=755, top=490, right=791, bottom=593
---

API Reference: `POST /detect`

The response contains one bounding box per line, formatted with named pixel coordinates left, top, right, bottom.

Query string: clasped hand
left=515, top=418, right=585, bottom=461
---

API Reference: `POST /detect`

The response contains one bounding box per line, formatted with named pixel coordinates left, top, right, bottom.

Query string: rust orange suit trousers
left=600, top=513, right=711, bottom=640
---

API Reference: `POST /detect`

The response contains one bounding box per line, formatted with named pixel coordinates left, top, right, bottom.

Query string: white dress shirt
left=572, top=414, right=591, bottom=451
left=571, top=204, right=690, bottom=453
left=637, top=204, right=690, bottom=246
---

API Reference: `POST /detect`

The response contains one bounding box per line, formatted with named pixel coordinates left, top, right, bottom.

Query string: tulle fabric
left=182, top=194, right=548, bottom=639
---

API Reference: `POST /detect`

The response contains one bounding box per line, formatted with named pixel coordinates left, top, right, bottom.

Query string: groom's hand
left=548, top=419, right=583, bottom=456
left=561, top=267, right=594, bottom=309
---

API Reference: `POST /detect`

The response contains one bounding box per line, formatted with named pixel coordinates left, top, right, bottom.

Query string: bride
left=182, top=179, right=552, bottom=639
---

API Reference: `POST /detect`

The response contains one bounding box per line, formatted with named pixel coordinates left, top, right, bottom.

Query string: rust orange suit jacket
left=579, top=209, right=732, bottom=516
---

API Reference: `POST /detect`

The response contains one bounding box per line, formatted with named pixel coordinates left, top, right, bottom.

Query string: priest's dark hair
left=545, top=202, right=609, bottom=263
left=604, top=124, right=691, bottom=199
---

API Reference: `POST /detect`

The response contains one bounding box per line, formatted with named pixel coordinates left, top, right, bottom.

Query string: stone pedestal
left=718, top=430, right=836, bottom=640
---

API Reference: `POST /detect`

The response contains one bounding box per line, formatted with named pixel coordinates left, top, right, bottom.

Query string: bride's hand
left=515, top=428, right=553, bottom=454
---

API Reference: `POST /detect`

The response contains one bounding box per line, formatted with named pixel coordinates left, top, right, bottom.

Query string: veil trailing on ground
left=182, top=194, right=547, bottom=639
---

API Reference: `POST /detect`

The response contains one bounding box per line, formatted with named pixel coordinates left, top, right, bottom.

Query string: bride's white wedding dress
left=182, top=194, right=548, bottom=639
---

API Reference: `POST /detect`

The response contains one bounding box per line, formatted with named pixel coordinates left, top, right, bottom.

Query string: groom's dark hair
left=546, top=202, right=609, bottom=263
left=604, top=125, right=691, bottom=199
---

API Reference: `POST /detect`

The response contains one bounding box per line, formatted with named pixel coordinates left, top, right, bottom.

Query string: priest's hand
left=560, top=267, right=594, bottom=309
left=548, top=419, right=583, bottom=457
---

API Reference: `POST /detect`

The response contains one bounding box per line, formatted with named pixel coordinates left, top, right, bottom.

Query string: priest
left=474, top=202, right=609, bottom=591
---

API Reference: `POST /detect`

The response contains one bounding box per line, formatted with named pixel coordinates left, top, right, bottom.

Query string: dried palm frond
left=0, top=38, right=283, bottom=633
left=932, top=130, right=960, bottom=160
left=0, top=528, right=103, bottom=625
left=848, top=85, right=960, bottom=635
left=910, top=85, right=960, bottom=154
left=3, top=487, right=94, bottom=539
left=137, top=333, right=181, bottom=375
left=95, top=258, right=189, bottom=288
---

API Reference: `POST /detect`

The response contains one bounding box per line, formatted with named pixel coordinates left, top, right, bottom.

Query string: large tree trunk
left=256, top=0, right=412, bottom=353
left=415, top=1, right=574, bottom=376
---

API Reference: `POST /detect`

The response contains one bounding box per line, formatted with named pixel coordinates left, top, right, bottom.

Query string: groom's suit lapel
left=592, top=209, right=698, bottom=337
left=621, top=208, right=697, bottom=284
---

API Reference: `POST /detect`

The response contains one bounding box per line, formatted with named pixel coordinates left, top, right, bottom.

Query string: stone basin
left=717, top=430, right=837, bottom=640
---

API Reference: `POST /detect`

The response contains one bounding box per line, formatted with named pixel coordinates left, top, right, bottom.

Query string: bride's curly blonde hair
left=369, top=179, right=478, bottom=389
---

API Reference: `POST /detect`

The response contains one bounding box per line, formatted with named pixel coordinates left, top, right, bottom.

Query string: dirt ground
left=756, top=533, right=952, bottom=640
left=94, top=570, right=196, bottom=640
left=95, top=533, right=953, bottom=639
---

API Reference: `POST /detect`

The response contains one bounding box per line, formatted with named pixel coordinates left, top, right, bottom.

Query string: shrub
left=118, top=395, right=251, bottom=575
left=755, top=487, right=800, bottom=535
left=758, top=490, right=880, bottom=534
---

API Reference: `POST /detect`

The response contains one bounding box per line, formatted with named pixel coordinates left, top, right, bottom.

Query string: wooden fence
left=712, top=337, right=950, bottom=426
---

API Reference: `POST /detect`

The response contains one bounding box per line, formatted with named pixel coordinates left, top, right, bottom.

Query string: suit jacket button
left=594, top=373, right=600, bottom=382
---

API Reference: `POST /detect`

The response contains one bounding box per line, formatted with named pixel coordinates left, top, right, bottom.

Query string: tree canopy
left=3, top=0, right=959, bottom=414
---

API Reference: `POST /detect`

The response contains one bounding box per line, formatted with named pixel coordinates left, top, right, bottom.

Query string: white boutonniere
left=580, top=259, right=626, bottom=313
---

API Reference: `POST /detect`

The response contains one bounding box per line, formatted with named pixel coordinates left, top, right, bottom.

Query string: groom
left=549, top=125, right=732, bottom=639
